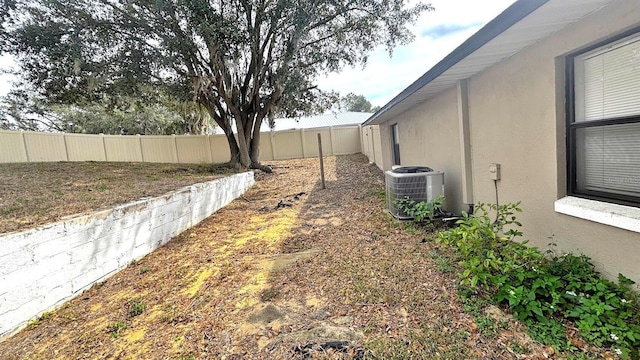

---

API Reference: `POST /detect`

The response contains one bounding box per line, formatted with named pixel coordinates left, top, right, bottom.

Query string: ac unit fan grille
left=385, top=170, right=444, bottom=219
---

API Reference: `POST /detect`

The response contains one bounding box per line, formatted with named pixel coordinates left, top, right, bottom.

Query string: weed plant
left=434, top=202, right=640, bottom=359
left=107, top=321, right=127, bottom=338
left=128, top=300, right=146, bottom=317
left=395, top=195, right=445, bottom=225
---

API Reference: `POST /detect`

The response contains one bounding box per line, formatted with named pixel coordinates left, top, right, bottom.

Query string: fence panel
left=272, top=130, right=303, bottom=160
left=104, top=135, right=143, bottom=162
left=258, top=132, right=274, bottom=161
left=332, top=126, right=360, bottom=155
left=360, top=126, right=371, bottom=160
left=0, top=125, right=368, bottom=165
left=372, top=126, right=384, bottom=169
left=65, top=133, right=107, bottom=162
left=22, top=132, right=67, bottom=162
left=0, top=130, right=28, bottom=163
left=208, top=134, right=231, bottom=163
left=175, top=135, right=211, bottom=164
left=140, top=136, right=178, bottom=163
left=302, top=129, right=331, bottom=157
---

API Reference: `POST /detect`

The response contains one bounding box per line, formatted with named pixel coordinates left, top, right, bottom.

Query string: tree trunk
left=226, top=132, right=242, bottom=169
left=200, top=99, right=246, bottom=170
left=249, top=115, right=272, bottom=173
left=232, top=115, right=252, bottom=168
left=199, top=98, right=271, bottom=172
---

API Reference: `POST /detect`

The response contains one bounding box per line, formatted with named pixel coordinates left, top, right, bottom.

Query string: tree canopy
left=1, top=0, right=432, bottom=170
left=0, top=87, right=213, bottom=135
left=341, top=92, right=374, bottom=112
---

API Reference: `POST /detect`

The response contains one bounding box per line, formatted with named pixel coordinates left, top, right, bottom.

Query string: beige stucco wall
left=467, top=0, right=640, bottom=284
left=380, top=87, right=465, bottom=213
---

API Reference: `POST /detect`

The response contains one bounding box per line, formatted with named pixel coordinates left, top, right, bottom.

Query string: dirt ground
left=1, top=155, right=559, bottom=359
left=0, top=162, right=237, bottom=235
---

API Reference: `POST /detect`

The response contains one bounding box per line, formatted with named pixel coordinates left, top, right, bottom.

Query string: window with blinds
left=391, top=123, right=401, bottom=166
left=570, top=32, right=640, bottom=204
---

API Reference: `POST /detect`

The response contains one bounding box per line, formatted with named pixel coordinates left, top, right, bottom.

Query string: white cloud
left=317, top=0, right=518, bottom=106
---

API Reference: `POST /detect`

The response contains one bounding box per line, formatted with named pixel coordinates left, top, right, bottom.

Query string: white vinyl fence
left=0, top=126, right=364, bottom=164
left=360, top=125, right=384, bottom=170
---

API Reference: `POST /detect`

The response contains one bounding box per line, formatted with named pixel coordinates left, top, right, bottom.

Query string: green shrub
left=395, top=195, right=444, bottom=223
left=437, top=202, right=640, bottom=359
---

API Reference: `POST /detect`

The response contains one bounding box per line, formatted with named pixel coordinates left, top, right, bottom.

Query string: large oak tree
left=1, top=0, right=431, bottom=171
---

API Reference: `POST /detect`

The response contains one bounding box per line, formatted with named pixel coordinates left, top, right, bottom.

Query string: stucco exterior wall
left=381, top=87, right=465, bottom=213
left=467, top=0, right=640, bottom=283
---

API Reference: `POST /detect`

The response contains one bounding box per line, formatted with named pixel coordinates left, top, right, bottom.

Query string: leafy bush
left=437, top=203, right=640, bottom=359
left=395, top=195, right=445, bottom=223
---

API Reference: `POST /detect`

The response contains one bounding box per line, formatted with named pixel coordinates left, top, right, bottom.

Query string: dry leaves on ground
left=1, top=155, right=565, bottom=359
left=0, top=162, right=237, bottom=234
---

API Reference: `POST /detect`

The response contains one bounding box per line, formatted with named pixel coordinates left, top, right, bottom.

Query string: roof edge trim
left=363, top=0, right=549, bottom=126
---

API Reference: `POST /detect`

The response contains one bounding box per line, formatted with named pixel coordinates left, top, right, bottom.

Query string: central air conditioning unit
left=385, top=166, right=445, bottom=219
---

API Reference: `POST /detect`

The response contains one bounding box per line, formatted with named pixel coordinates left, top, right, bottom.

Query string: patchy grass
left=27, top=311, right=52, bottom=329
left=128, top=300, right=147, bottom=318
left=0, top=161, right=238, bottom=234
left=107, top=321, right=127, bottom=338
left=0, top=155, right=568, bottom=359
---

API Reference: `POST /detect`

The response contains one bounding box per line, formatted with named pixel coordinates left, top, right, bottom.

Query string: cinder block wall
left=0, top=172, right=254, bottom=339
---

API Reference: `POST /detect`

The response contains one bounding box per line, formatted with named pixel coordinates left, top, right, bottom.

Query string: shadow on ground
left=0, top=154, right=539, bottom=359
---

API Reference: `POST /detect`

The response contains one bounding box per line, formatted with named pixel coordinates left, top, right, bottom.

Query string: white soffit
left=366, top=0, right=617, bottom=124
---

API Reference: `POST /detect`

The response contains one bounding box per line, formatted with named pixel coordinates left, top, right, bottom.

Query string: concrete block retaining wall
left=0, top=171, right=254, bottom=338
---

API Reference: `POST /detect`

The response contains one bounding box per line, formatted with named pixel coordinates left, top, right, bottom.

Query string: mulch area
left=0, top=154, right=554, bottom=359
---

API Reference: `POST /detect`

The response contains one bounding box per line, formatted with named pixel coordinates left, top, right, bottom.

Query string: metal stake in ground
left=317, top=133, right=326, bottom=189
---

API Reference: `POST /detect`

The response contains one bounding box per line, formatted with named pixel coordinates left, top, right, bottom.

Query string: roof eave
left=362, top=0, right=548, bottom=126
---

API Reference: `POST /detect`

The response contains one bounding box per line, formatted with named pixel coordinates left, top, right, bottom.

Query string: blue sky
left=317, top=0, right=518, bottom=107
left=0, top=0, right=517, bottom=106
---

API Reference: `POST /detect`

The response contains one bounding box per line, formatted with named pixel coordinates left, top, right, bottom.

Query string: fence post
left=138, top=134, right=145, bottom=162
left=100, top=134, right=108, bottom=161
left=329, top=126, right=336, bottom=156
left=21, top=130, right=30, bottom=162
left=270, top=131, right=277, bottom=160
left=62, top=133, right=70, bottom=161
left=172, top=134, right=179, bottom=163
left=300, top=128, right=306, bottom=158
left=371, top=127, right=376, bottom=165
left=318, top=133, right=325, bottom=189
left=205, top=134, right=213, bottom=163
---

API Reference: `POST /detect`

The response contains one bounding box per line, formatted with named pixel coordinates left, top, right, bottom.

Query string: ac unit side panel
left=426, top=174, right=445, bottom=200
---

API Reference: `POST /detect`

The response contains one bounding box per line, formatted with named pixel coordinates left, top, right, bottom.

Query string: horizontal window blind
left=576, top=123, right=640, bottom=197
left=578, top=38, right=640, bottom=122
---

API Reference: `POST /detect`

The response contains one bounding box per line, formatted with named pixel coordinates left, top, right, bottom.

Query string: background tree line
left=0, top=0, right=429, bottom=170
